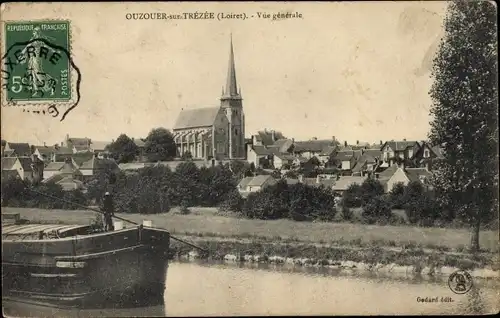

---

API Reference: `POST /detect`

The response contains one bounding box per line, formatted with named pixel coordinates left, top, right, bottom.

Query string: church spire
left=224, top=34, right=239, bottom=98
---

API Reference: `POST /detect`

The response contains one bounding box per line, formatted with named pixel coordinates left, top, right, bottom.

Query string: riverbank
left=3, top=207, right=499, bottom=277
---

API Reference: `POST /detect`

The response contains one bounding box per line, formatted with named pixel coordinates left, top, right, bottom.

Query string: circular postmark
left=448, top=270, right=473, bottom=294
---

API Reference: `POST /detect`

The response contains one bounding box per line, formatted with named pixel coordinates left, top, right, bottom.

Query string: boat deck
left=2, top=223, right=100, bottom=241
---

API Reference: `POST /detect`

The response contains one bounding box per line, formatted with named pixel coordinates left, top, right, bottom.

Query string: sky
left=1, top=1, right=448, bottom=146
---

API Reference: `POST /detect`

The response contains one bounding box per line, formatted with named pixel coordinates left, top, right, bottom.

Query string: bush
left=362, top=196, right=392, bottom=224
left=219, top=190, right=244, bottom=213
left=341, top=205, right=353, bottom=221
left=341, top=184, right=362, bottom=208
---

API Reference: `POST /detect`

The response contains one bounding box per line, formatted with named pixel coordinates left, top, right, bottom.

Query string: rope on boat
left=20, top=185, right=209, bottom=253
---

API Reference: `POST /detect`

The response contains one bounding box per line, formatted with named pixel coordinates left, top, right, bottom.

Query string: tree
left=389, top=182, right=406, bottom=209
left=106, top=134, right=139, bottom=164
left=144, top=128, right=177, bottom=162
left=359, top=178, right=384, bottom=206
left=341, top=183, right=362, bottom=208
left=428, top=1, right=498, bottom=251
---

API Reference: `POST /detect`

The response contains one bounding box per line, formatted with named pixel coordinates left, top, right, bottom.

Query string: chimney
left=298, top=175, right=303, bottom=183
left=403, top=138, right=406, bottom=141
left=344, top=141, right=348, bottom=147
left=380, top=140, right=382, bottom=145
left=66, top=134, right=69, bottom=142
left=43, top=142, right=46, bottom=147
left=356, top=140, right=359, bottom=145
left=271, top=130, right=276, bottom=141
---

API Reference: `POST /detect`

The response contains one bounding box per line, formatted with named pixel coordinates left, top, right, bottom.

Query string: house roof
left=57, top=177, right=86, bottom=191
left=1, top=157, right=18, bottom=170
left=294, top=156, right=309, bottom=163
left=17, top=157, right=33, bottom=171
left=431, top=145, right=445, bottom=159
left=405, top=168, right=432, bottom=183
left=68, top=137, right=91, bottom=146
left=60, top=161, right=82, bottom=175
left=377, top=165, right=399, bottom=180
left=383, top=140, right=419, bottom=151
left=173, top=107, right=220, bottom=130
left=155, top=160, right=209, bottom=171
left=56, top=146, right=73, bottom=155
left=71, top=152, right=95, bottom=167
left=238, top=176, right=253, bottom=189
left=45, top=162, right=66, bottom=171
left=254, top=131, right=280, bottom=146
left=293, top=140, right=332, bottom=153
left=333, top=176, right=367, bottom=191
left=80, top=157, right=117, bottom=170
left=3, top=150, right=15, bottom=157
left=34, top=145, right=57, bottom=155
left=319, top=146, right=336, bottom=156
left=73, top=144, right=90, bottom=151
left=335, top=151, right=357, bottom=161
left=133, top=138, right=146, bottom=148
left=90, top=141, right=112, bottom=152
left=252, top=145, right=271, bottom=156
left=6, top=142, right=31, bottom=156
left=362, top=149, right=382, bottom=158
left=246, top=175, right=274, bottom=187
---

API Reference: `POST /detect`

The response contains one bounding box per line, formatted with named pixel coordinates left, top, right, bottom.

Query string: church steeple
left=222, top=34, right=240, bottom=99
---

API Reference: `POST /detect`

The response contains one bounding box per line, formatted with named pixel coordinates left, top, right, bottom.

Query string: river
left=3, top=261, right=499, bottom=317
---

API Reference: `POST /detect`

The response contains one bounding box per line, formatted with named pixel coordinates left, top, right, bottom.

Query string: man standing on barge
left=102, top=192, right=115, bottom=231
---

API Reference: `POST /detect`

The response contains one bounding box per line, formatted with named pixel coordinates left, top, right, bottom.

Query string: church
left=172, top=37, right=246, bottom=160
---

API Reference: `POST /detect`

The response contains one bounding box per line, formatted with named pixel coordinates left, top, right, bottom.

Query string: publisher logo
left=448, top=270, right=473, bottom=294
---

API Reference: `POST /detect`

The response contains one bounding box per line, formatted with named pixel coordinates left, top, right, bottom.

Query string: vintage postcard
left=1, top=1, right=498, bottom=317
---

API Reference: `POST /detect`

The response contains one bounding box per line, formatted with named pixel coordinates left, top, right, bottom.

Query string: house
left=333, top=150, right=361, bottom=173
left=237, top=175, right=277, bottom=197
left=3, top=142, right=31, bottom=157
left=43, top=158, right=85, bottom=192
left=247, top=145, right=272, bottom=169
left=173, top=38, right=246, bottom=160
left=317, top=146, right=337, bottom=165
left=412, top=142, right=445, bottom=171
left=132, top=138, right=147, bottom=161
left=1, top=156, right=43, bottom=182
left=332, top=176, right=367, bottom=194
left=70, top=152, right=96, bottom=168
left=267, top=138, right=294, bottom=154
left=380, top=140, right=422, bottom=167
left=90, top=140, right=112, bottom=158
left=405, top=168, right=434, bottom=191
left=375, top=165, right=433, bottom=193
left=79, top=157, right=119, bottom=180
left=32, top=144, right=58, bottom=162
left=63, top=135, right=92, bottom=153
left=295, top=174, right=336, bottom=188
left=251, top=130, right=285, bottom=147
left=351, top=151, right=381, bottom=177
left=292, top=156, right=309, bottom=168
left=53, top=146, right=74, bottom=162
left=1, top=169, right=20, bottom=181
left=291, top=138, right=334, bottom=159
left=273, top=154, right=295, bottom=169
left=44, top=159, right=81, bottom=180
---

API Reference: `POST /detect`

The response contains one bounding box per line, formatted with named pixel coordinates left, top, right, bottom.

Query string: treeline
left=1, top=178, right=88, bottom=210
left=340, top=179, right=439, bottom=226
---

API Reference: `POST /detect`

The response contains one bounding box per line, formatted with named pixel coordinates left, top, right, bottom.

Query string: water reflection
left=3, top=261, right=499, bottom=317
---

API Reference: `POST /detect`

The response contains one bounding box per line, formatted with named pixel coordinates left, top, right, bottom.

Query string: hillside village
left=1, top=132, right=444, bottom=200
left=1, top=37, right=445, bottom=203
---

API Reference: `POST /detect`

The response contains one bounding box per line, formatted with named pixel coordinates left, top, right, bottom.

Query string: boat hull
left=2, top=226, right=170, bottom=310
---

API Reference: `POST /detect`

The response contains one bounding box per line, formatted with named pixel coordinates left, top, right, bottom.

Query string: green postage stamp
left=2, top=20, right=76, bottom=108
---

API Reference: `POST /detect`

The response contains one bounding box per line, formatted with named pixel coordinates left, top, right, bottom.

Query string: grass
left=4, top=206, right=498, bottom=253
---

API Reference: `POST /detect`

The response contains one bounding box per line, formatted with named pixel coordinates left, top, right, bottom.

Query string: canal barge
left=2, top=218, right=170, bottom=310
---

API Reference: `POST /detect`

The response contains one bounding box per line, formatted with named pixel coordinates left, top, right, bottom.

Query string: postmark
left=1, top=20, right=81, bottom=121
left=448, top=270, right=473, bottom=294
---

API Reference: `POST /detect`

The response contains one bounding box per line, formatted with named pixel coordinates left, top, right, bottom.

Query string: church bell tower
left=220, top=34, right=245, bottom=159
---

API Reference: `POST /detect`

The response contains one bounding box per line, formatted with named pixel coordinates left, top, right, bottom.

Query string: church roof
left=222, top=35, right=239, bottom=98
left=173, top=107, right=220, bottom=130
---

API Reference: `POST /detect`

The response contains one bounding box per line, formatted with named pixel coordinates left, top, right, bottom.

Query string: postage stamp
left=1, top=19, right=80, bottom=120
